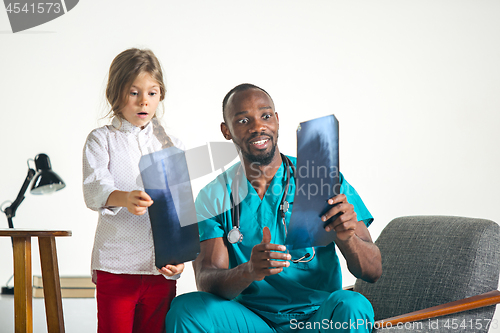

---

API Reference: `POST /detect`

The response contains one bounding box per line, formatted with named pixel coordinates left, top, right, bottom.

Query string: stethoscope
left=227, top=153, right=315, bottom=263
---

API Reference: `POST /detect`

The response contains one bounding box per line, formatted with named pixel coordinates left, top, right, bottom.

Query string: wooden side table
left=0, top=229, right=71, bottom=333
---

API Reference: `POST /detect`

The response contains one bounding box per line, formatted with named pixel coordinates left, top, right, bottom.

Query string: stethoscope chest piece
left=227, top=226, right=243, bottom=244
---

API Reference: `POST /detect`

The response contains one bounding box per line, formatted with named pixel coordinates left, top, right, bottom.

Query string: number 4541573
left=5, top=2, right=61, bottom=14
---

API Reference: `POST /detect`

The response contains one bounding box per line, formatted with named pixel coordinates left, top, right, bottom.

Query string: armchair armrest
left=375, top=290, right=500, bottom=328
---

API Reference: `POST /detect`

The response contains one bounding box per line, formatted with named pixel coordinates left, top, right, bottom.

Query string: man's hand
left=246, top=227, right=291, bottom=281
left=159, top=263, right=185, bottom=276
left=126, top=190, right=153, bottom=215
left=194, top=227, right=292, bottom=299
left=321, top=194, right=358, bottom=242
left=320, top=194, right=382, bottom=282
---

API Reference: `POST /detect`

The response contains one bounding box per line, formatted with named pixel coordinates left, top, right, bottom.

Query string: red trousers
left=96, top=270, right=176, bottom=333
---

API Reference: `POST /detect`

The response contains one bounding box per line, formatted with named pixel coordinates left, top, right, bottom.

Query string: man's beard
left=243, top=140, right=277, bottom=166
left=234, top=134, right=278, bottom=166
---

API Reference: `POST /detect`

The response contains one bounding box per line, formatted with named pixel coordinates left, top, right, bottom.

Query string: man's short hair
left=222, top=83, right=273, bottom=122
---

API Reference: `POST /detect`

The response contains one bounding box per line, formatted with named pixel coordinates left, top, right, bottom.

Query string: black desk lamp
left=1, top=153, right=65, bottom=294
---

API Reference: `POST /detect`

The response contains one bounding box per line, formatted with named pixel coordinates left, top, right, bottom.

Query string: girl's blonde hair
left=106, top=48, right=173, bottom=149
left=105, top=48, right=166, bottom=118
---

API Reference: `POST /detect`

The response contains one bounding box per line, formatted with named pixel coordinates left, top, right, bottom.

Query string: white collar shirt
left=83, top=117, right=184, bottom=282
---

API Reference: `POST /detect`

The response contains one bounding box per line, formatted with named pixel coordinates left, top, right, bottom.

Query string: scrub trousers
left=166, top=289, right=374, bottom=332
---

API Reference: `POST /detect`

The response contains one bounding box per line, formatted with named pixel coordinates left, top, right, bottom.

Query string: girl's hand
left=159, top=263, right=185, bottom=276
left=126, top=190, right=153, bottom=215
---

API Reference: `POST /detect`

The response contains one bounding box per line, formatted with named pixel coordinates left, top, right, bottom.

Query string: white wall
left=1, top=0, right=499, bottom=295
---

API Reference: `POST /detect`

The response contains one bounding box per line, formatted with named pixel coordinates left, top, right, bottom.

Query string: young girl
left=83, top=48, right=185, bottom=333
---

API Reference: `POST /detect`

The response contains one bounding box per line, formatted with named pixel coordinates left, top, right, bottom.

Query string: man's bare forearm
left=193, top=238, right=255, bottom=299
left=336, top=234, right=382, bottom=283
left=194, top=260, right=254, bottom=300
left=194, top=230, right=290, bottom=299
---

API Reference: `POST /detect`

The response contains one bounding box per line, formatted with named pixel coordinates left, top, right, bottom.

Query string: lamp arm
left=3, top=168, right=36, bottom=228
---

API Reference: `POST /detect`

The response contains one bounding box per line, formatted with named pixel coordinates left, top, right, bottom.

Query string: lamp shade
left=30, top=154, right=66, bottom=195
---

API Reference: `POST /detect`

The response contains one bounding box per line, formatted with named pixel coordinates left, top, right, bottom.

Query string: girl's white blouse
left=83, top=117, right=184, bottom=282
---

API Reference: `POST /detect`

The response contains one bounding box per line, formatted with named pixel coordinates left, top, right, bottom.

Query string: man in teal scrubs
left=166, top=84, right=382, bottom=332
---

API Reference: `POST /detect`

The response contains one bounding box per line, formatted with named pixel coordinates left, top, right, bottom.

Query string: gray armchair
left=354, top=216, right=500, bottom=332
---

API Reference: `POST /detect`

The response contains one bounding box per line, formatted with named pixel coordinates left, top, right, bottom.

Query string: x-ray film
left=139, top=147, right=200, bottom=267
left=285, top=114, right=340, bottom=249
